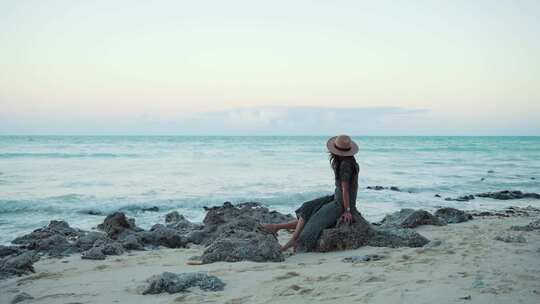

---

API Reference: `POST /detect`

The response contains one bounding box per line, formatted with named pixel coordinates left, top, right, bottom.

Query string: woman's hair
left=329, top=153, right=359, bottom=185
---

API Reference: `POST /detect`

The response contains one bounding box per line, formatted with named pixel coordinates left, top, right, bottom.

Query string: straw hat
left=327, top=134, right=359, bottom=156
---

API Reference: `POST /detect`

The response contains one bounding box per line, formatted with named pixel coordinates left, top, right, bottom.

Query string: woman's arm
left=341, top=181, right=352, bottom=223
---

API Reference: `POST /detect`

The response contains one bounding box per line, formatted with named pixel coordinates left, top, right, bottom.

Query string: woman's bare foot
left=280, top=238, right=297, bottom=252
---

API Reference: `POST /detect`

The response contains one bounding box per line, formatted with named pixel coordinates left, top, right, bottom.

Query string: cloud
left=169, top=106, right=428, bottom=135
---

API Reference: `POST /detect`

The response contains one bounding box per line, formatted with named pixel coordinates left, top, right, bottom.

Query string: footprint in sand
left=94, top=265, right=109, bottom=271
left=304, top=275, right=331, bottom=283
left=274, top=271, right=301, bottom=281
left=225, top=295, right=254, bottom=304
left=332, top=273, right=352, bottom=282
left=277, top=284, right=314, bottom=296
left=358, top=275, right=386, bottom=283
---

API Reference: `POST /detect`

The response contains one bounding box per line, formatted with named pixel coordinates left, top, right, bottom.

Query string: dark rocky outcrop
left=435, top=208, right=473, bottom=224
left=366, top=186, right=401, bottom=192
left=141, top=272, right=225, bottom=294
left=81, top=247, right=106, bottom=260
left=0, top=245, right=21, bottom=258
left=379, top=209, right=446, bottom=229
left=203, top=202, right=295, bottom=228
left=98, top=212, right=188, bottom=250
left=475, top=190, right=540, bottom=200
left=200, top=234, right=283, bottom=264
left=444, top=195, right=475, bottom=202
left=11, top=221, right=82, bottom=257
left=194, top=203, right=285, bottom=263
left=199, top=202, right=293, bottom=246
left=12, top=221, right=81, bottom=246
left=139, top=224, right=188, bottom=248
left=120, top=234, right=145, bottom=250
left=511, top=219, right=540, bottom=232
left=316, top=211, right=430, bottom=252
left=0, top=251, right=39, bottom=279
left=100, top=212, right=143, bottom=240
left=165, top=211, right=203, bottom=232
left=441, top=190, right=540, bottom=202
left=75, top=232, right=109, bottom=252
left=367, top=228, right=431, bottom=248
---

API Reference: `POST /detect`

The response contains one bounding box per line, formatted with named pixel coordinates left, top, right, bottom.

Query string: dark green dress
left=296, top=158, right=359, bottom=251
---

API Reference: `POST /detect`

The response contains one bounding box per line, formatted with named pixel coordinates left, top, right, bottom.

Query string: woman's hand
left=341, top=210, right=353, bottom=224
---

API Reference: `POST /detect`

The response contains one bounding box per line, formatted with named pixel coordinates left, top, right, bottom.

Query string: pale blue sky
left=1, top=0, right=539, bottom=135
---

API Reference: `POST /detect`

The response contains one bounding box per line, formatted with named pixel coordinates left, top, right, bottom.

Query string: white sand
left=1, top=213, right=540, bottom=304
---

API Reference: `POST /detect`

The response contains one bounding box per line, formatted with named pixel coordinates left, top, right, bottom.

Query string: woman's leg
left=262, top=220, right=298, bottom=234
left=297, top=202, right=342, bottom=252
left=280, top=217, right=305, bottom=251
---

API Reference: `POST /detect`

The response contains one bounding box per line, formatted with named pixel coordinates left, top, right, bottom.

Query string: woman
left=264, top=134, right=359, bottom=252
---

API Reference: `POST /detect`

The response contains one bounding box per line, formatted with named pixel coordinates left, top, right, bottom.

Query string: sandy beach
left=1, top=208, right=539, bottom=304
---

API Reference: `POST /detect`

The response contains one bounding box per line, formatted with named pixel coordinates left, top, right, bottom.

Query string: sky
left=0, top=0, right=539, bottom=135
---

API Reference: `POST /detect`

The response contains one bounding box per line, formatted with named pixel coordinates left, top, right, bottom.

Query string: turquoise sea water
left=1, top=136, right=539, bottom=244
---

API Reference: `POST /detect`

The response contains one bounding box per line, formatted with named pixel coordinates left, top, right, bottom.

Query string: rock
left=0, top=246, right=21, bottom=258
left=0, top=251, right=39, bottom=279
left=139, top=225, right=187, bottom=248
left=184, top=230, right=208, bottom=245
left=476, top=190, right=540, bottom=200
left=75, top=232, right=108, bottom=251
left=511, top=219, right=540, bottom=231
left=380, top=209, right=446, bottom=228
left=141, top=272, right=225, bottom=294
left=80, top=237, right=124, bottom=259
left=342, top=254, right=385, bottom=263
left=368, top=228, right=431, bottom=248
left=435, top=208, right=472, bottom=224
left=30, top=234, right=74, bottom=257
left=12, top=220, right=81, bottom=245
left=434, top=194, right=442, bottom=198
left=101, top=212, right=142, bottom=239
left=189, top=203, right=289, bottom=264
left=494, top=232, right=527, bottom=243
left=197, top=213, right=284, bottom=263
left=81, top=247, right=106, bottom=260
left=142, top=206, right=159, bottom=212
left=165, top=211, right=202, bottom=232
left=83, top=210, right=103, bottom=216
left=10, top=292, right=34, bottom=304
left=470, top=211, right=496, bottom=217
left=100, top=242, right=125, bottom=255
left=366, top=186, right=401, bottom=192
left=200, top=234, right=283, bottom=264
left=444, top=195, right=475, bottom=202
left=120, top=234, right=145, bottom=250
left=316, top=211, right=429, bottom=252
left=203, top=202, right=295, bottom=228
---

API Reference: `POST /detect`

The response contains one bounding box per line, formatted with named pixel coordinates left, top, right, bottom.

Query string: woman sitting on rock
left=264, top=134, right=359, bottom=252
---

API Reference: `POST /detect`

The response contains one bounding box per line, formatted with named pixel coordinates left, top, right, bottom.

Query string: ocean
left=1, top=136, right=539, bottom=244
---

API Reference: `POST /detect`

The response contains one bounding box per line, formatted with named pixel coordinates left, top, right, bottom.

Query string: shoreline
left=1, top=204, right=540, bottom=303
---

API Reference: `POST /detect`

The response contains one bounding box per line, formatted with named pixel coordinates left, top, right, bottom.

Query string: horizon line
left=1, top=134, right=539, bottom=137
